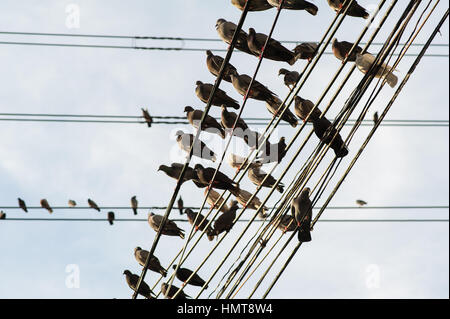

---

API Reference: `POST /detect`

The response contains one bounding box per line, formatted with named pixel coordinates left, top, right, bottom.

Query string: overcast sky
left=0, top=0, right=448, bottom=299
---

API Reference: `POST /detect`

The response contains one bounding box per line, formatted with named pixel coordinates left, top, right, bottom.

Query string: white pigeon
left=356, top=53, right=398, bottom=88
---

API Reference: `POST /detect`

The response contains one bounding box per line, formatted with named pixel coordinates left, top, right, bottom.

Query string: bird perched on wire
left=195, top=164, right=242, bottom=197
left=0, top=211, right=5, bottom=220
left=68, top=200, right=77, bottom=207
left=356, top=199, right=368, bottom=207
left=123, top=270, right=155, bottom=299
left=327, top=0, right=369, bottom=19
left=331, top=38, right=363, bottom=62
left=177, top=196, right=184, bottom=215
left=221, top=105, right=251, bottom=139
left=107, top=211, right=115, bottom=225
left=243, top=130, right=271, bottom=153
left=175, top=130, right=218, bottom=163
left=141, top=108, right=153, bottom=127
left=294, top=96, right=322, bottom=123
left=185, top=208, right=215, bottom=241
left=148, top=212, right=185, bottom=239
left=172, top=265, right=209, bottom=289
left=40, top=199, right=53, bottom=214
left=227, top=153, right=261, bottom=172
left=312, top=117, right=349, bottom=158
left=158, top=163, right=206, bottom=187
left=257, top=136, right=288, bottom=164
left=161, top=283, right=191, bottom=299
left=131, top=196, right=138, bottom=215
left=229, top=69, right=279, bottom=104
left=195, top=81, right=240, bottom=110
left=356, top=52, right=398, bottom=88
left=278, top=68, right=300, bottom=90
left=291, top=188, right=313, bottom=242
left=373, top=111, right=379, bottom=124
left=18, top=198, right=28, bottom=213
left=235, top=189, right=268, bottom=219
left=266, top=96, right=298, bottom=128
left=205, top=188, right=230, bottom=213
left=293, top=42, right=318, bottom=62
left=184, top=106, right=226, bottom=139
left=247, top=28, right=297, bottom=65
left=276, top=214, right=297, bottom=233
left=205, top=50, right=238, bottom=83
left=88, top=198, right=100, bottom=212
left=267, top=0, right=318, bottom=15
left=134, top=247, right=168, bottom=277
left=231, top=0, right=273, bottom=11
left=213, top=200, right=239, bottom=236
left=215, top=18, right=253, bottom=55
left=248, top=163, right=285, bottom=193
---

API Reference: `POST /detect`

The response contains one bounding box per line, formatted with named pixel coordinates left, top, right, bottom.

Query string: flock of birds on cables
left=1, top=0, right=398, bottom=299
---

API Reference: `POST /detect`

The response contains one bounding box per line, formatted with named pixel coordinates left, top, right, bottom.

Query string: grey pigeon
left=248, top=164, right=285, bottom=193
left=278, top=68, right=300, bottom=89
left=247, top=28, right=296, bottom=65
left=148, top=212, right=185, bottom=239
left=331, top=38, right=363, bottom=62
left=235, top=189, right=268, bottom=219
left=134, top=247, right=167, bottom=277
left=205, top=188, right=230, bottom=213
left=18, top=198, right=28, bottom=213
left=213, top=200, right=239, bottom=235
left=294, top=96, right=322, bottom=123
left=229, top=69, right=278, bottom=103
left=131, top=196, right=138, bottom=215
left=0, top=211, right=5, bottom=220
left=327, top=0, right=370, bottom=19
left=356, top=199, right=368, bottom=207
left=161, top=283, right=191, bottom=299
left=175, top=130, right=218, bottom=163
left=291, top=188, right=312, bottom=242
left=184, top=106, right=226, bottom=138
left=257, top=136, right=288, bottom=164
left=276, top=214, right=297, bottom=233
left=158, top=163, right=206, bottom=187
left=141, top=108, right=153, bottom=127
left=88, top=198, right=100, bottom=212
left=68, top=200, right=77, bottom=207
left=172, top=265, right=208, bottom=289
left=293, top=42, right=318, bottom=62
left=206, top=50, right=237, bottom=83
left=231, top=0, right=273, bottom=11
left=177, top=196, right=184, bottom=215
left=40, top=199, right=53, bottom=214
left=194, top=164, right=241, bottom=197
left=266, top=96, right=298, bottom=128
left=185, top=208, right=215, bottom=241
left=215, top=19, right=253, bottom=55
left=195, top=80, right=240, bottom=109
left=123, top=270, right=154, bottom=299
left=312, top=117, right=349, bottom=158
left=221, top=105, right=250, bottom=139
left=267, top=0, right=318, bottom=15
left=373, top=111, right=379, bottom=124
left=356, top=52, right=398, bottom=88
left=107, top=211, right=115, bottom=225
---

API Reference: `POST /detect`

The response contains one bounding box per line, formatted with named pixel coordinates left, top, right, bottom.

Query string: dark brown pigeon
left=195, top=81, right=240, bottom=109
left=267, top=0, right=318, bottom=15
left=232, top=0, right=273, bottom=11
left=293, top=42, right=318, bottom=62
left=206, top=50, right=237, bottom=83
left=279, top=68, right=300, bottom=89
left=18, top=198, right=28, bottom=213
left=213, top=201, right=239, bottom=235
left=107, top=211, right=115, bottom=225
left=131, top=196, right=138, bottom=215
left=0, top=211, right=5, bottom=220
left=294, top=96, right=322, bottom=123
left=194, top=164, right=241, bottom=197
left=331, top=38, right=363, bottom=62
left=327, top=0, right=370, bottom=19
left=172, top=265, right=209, bottom=289
left=40, top=199, right=53, bottom=214
left=257, top=137, right=288, bottom=164
left=88, top=198, right=100, bottom=212
left=373, top=111, right=379, bottom=124
left=148, top=212, right=185, bottom=239
left=276, top=214, right=297, bottom=233
left=134, top=247, right=167, bottom=277
left=175, top=130, right=218, bottom=162
left=161, top=283, right=191, bottom=299
left=291, top=188, right=313, bottom=242
left=141, top=108, right=153, bottom=127
left=123, top=270, right=154, bottom=299
left=229, top=69, right=278, bottom=103
left=266, top=97, right=298, bottom=128
left=215, top=19, right=253, bottom=55
left=177, top=196, right=184, bottom=215
left=221, top=105, right=250, bottom=139
left=184, top=106, right=226, bottom=138
left=356, top=199, right=368, bottom=207
left=312, top=117, right=349, bottom=158
left=158, top=163, right=205, bottom=187
left=247, top=28, right=296, bottom=65
left=185, top=208, right=215, bottom=241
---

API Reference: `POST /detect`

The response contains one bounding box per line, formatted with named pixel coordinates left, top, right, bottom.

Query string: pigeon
left=195, top=81, right=240, bottom=109
left=172, top=265, right=208, bottom=288
left=312, top=117, right=349, bottom=158
left=215, top=19, right=253, bottom=55
left=40, top=199, right=53, bottom=214
left=267, top=0, right=318, bottom=15
left=257, top=136, right=288, bottom=164
left=184, top=106, right=226, bottom=139
left=327, top=0, right=370, bottom=19
left=248, top=164, right=285, bottom=193
left=206, top=50, right=238, bottom=83
left=161, top=283, right=191, bottom=299
left=356, top=199, right=368, bottom=207
left=291, top=188, right=312, bottom=242
left=221, top=105, right=250, bottom=139
left=213, top=201, right=239, bottom=235
left=123, top=270, right=154, bottom=299
left=131, top=196, right=138, bottom=215
left=294, top=96, right=322, bottom=123
left=278, top=68, right=300, bottom=89
left=134, top=247, right=167, bottom=277
left=247, top=28, right=296, bottom=65
left=205, top=188, right=230, bottom=213
left=356, top=52, right=398, bottom=88
left=231, top=0, right=273, bottom=11
left=158, top=163, right=205, bottom=187
left=148, top=212, right=185, bottom=239
left=141, top=108, right=153, bottom=127
left=177, top=196, right=184, bottom=215
left=175, top=130, right=218, bottom=163
left=0, top=211, right=5, bottom=220
left=195, top=164, right=241, bottom=197
left=235, top=189, right=268, bottom=219
left=229, top=70, right=278, bottom=103
left=293, top=42, right=318, bottom=62
left=331, top=38, right=363, bottom=62
left=68, top=200, right=77, bottom=207
left=227, top=153, right=261, bottom=172
left=276, top=214, right=297, bottom=233
left=266, top=96, right=298, bottom=128
left=185, top=208, right=215, bottom=241
left=373, top=111, right=379, bottom=124
left=107, top=211, right=115, bottom=225
left=88, top=198, right=100, bottom=212
left=18, top=198, right=28, bottom=213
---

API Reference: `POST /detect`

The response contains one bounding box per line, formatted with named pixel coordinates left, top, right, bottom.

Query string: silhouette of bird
left=40, top=199, right=53, bottom=214
left=18, top=198, right=28, bottom=213
left=148, top=213, right=185, bottom=239
left=291, top=188, right=313, bottom=242
left=134, top=247, right=167, bottom=277
left=88, top=198, right=100, bottom=212
left=247, top=28, right=296, bottom=65
left=131, top=196, right=138, bottom=215
left=172, top=265, right=208, bottom=288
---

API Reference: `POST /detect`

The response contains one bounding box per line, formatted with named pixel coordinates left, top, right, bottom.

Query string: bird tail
left=298, top=229, right=312, bottom=242
left=108, top=220, right=113, bottom=226
left=133, top=208, right=138, bottom=215
left=277, top=183, right=285, bottom=194
left=288, top=55, right=297, bottom=66
left=386, top=72, right=398, bottom=88
left=179, top=231, right=185, bottom=240
left=160, top=269, right=168, bottom=278
left=306, top=3, right=318, bottom=16
left=211, top=153, right=217, bottom=162
left=230, top=185, right=242, bottom=198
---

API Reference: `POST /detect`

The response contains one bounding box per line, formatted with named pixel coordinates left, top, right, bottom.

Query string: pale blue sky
left=0, top=0, right=448, bottom=299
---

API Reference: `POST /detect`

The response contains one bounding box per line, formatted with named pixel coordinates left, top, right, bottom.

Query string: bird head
left=175, top=130, right=184, bottom=137
left=194, top=164, right=204, bottom=171
left=301, top=187, right=311, bottom=199
left=216, top=19, right=226, bottom=29
left=206, top=50, right=213, bottom=56
left=134, top=247, right=141, bottom=253
left=123, top=270, right=131, bottom=276
left=248, top=28, right=256, bottom=36
left=172, top=265, right=178, bottom=270
left=157, top=165, right=167, bottom=172
left=195, top=80, right=203, bottom=86
left=280, top=137, right=286, bottom=143
left=332, top=38, right=338, bottom=46
left=278, top=68, right=289, bottom=76
left=184, top=106, right=194, bottom=113
left=184, top=208, right=194, bottom=215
